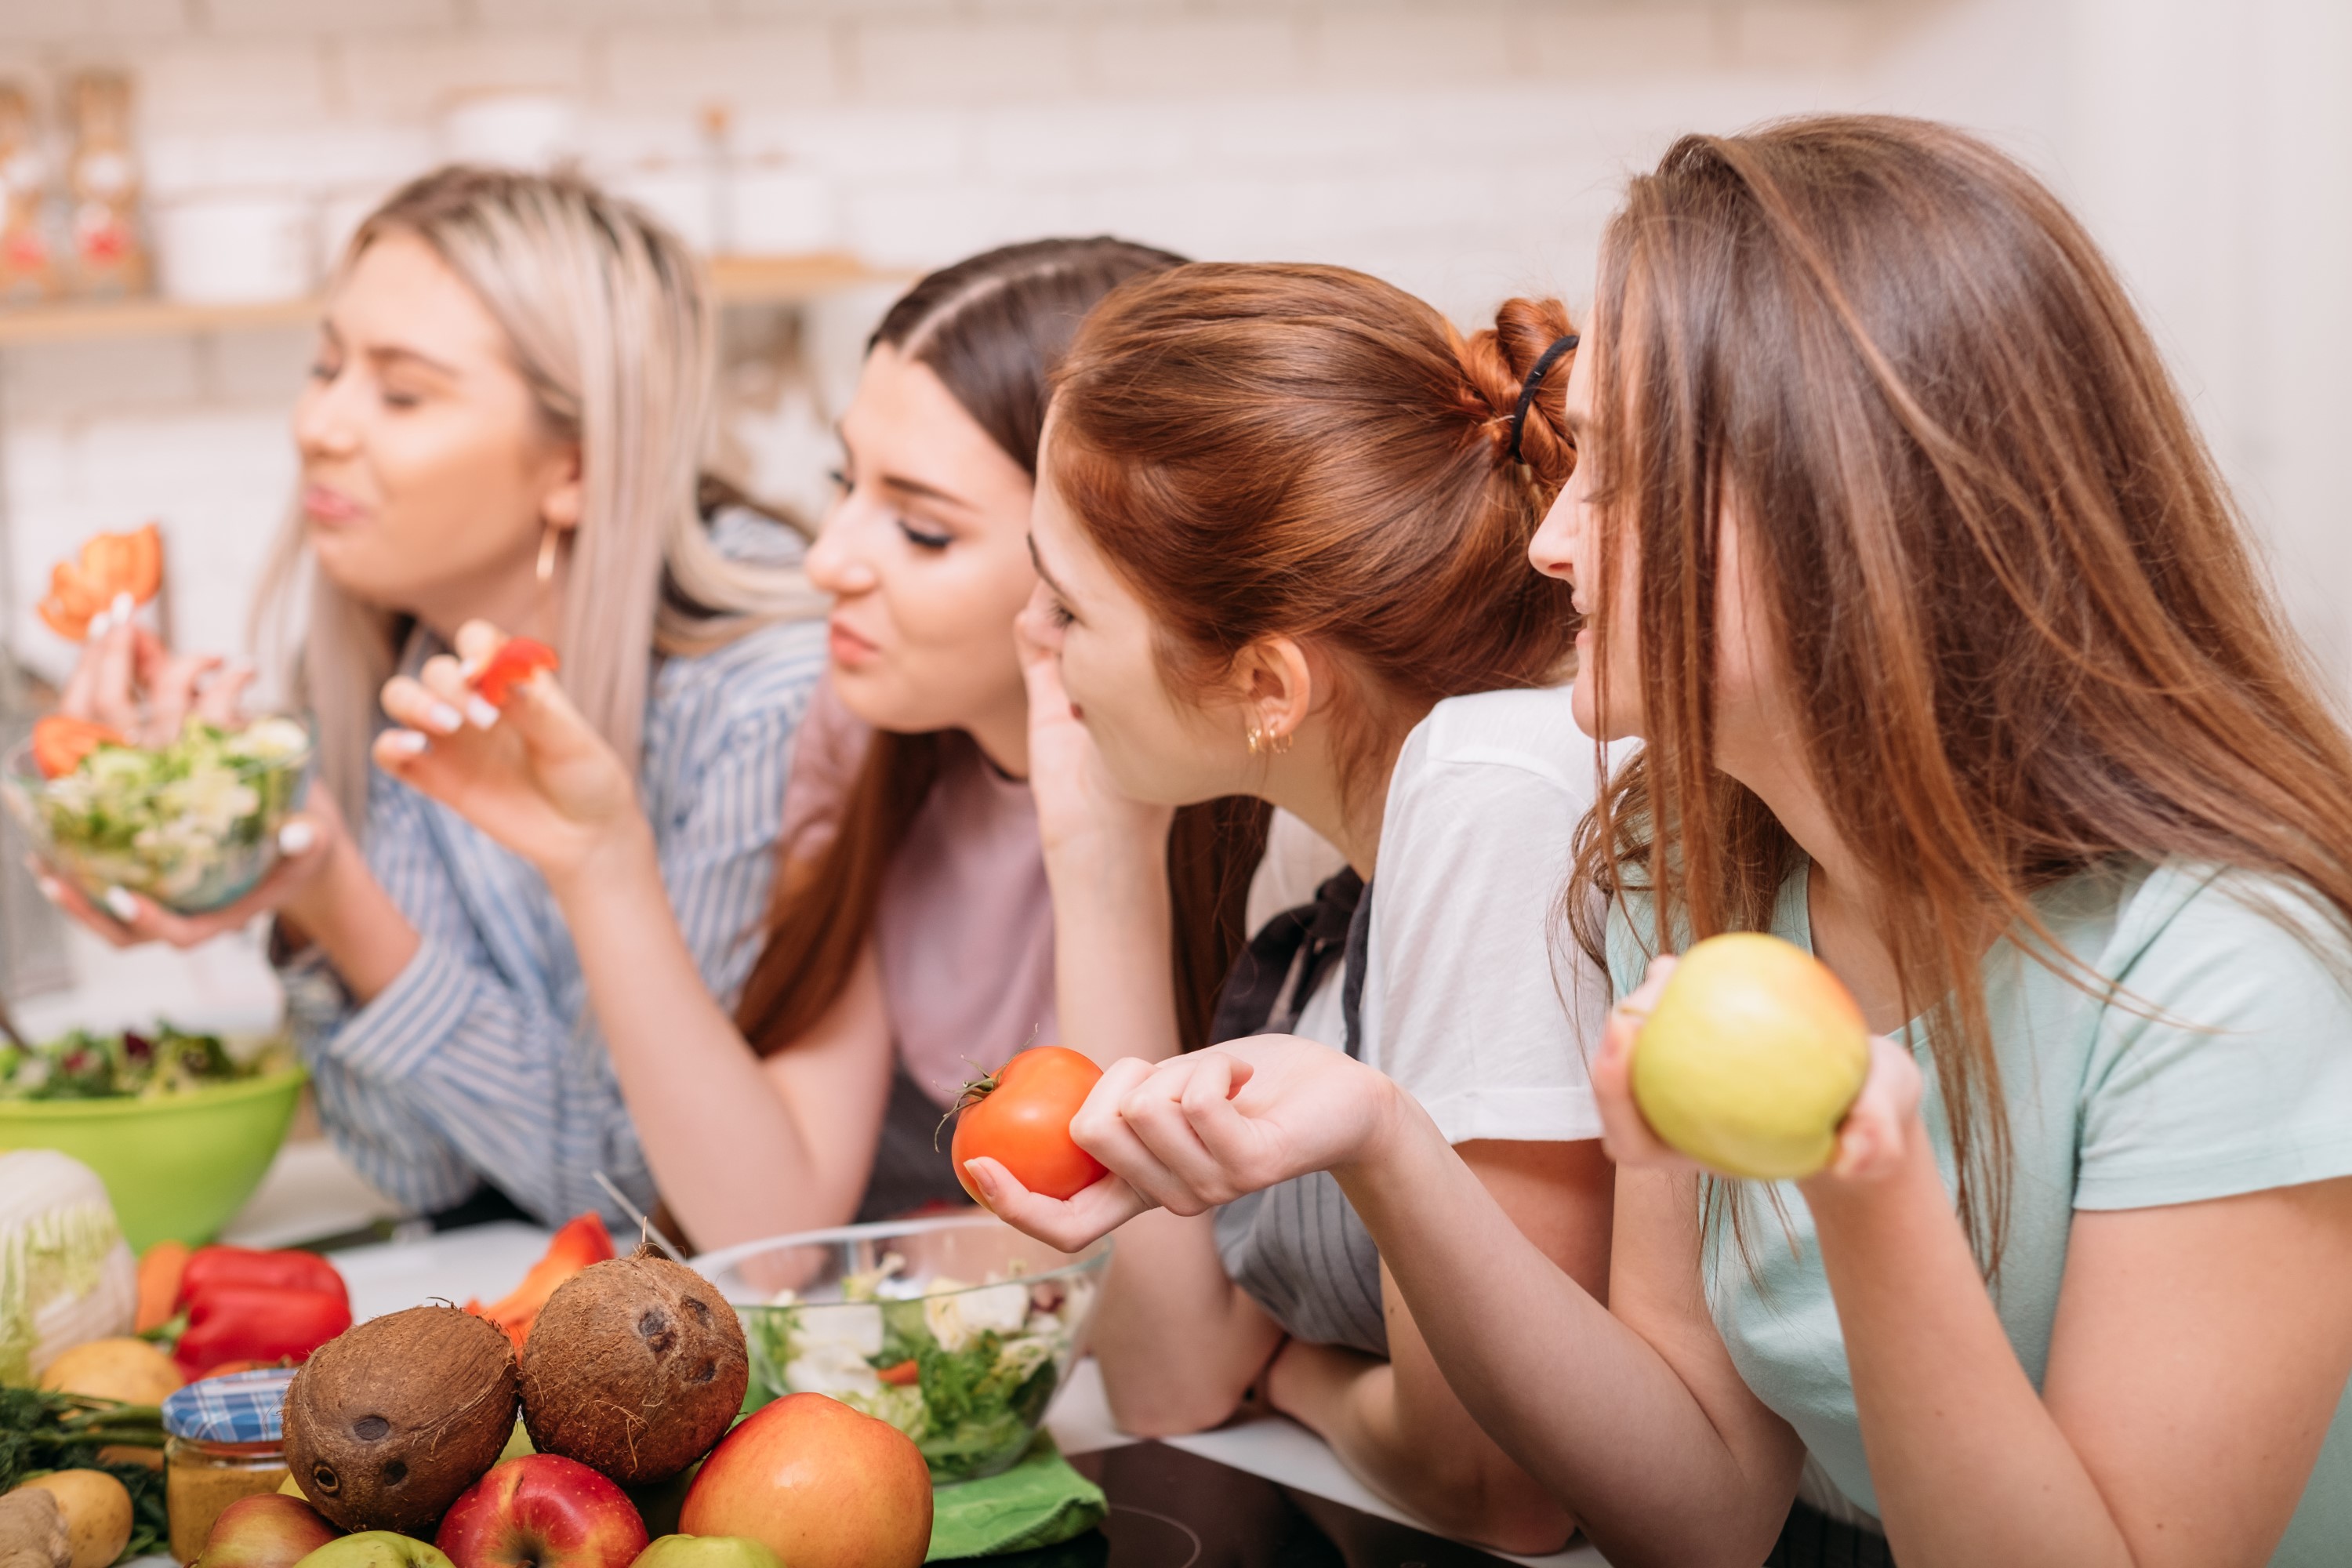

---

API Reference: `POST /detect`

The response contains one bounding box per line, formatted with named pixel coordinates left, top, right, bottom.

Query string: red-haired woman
left=1010, top=263, right=1614, bottom=1554
left=373, top=238, right=1265, bottom=1251
left=982, top=119, right=2352, bottom=1567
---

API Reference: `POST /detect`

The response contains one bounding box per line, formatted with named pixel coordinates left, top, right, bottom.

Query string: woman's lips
left=828, top=619, right=880, bottom=667
left=300, top=484, right=367, bottom=526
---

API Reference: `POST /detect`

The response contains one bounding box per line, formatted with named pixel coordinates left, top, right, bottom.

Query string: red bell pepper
left=469, top=637, right=561, bottom=707
left=177, top=1245, right=349, bottom=1312
left=464, top=1213, right=614, bottom=1350
left=174, top=1286, right=352, bottom=1375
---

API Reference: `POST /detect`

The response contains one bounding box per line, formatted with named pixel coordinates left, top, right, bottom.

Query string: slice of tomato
left=31, top=715, right=126, bottom=779
left=470, top=636, right=561, bottom=707
left=877, top=1359, right=921, bottom=1386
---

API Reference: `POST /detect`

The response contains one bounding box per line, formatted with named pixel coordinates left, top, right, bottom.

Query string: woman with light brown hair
left=984, top=118, right=2352, bottom=1566
left=45, top=165, right=826, bottom=1228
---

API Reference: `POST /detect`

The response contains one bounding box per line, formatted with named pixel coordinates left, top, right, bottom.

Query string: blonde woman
left=43, top=166, right=825, bottom=1226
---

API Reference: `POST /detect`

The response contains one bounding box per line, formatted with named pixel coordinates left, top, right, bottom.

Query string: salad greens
left=12, top=717, right=309, bottom=909
left=0, top=1027, right=277, bottom=1102
left=742, top=1255, right=1094, bottom=1481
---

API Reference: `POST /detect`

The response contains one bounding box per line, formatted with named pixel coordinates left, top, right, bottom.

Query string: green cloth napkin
left=927, top=1434, right=1107, bottom=1561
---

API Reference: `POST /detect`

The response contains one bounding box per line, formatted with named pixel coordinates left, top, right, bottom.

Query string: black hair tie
left=1508, top=332, right=1579, bottom=465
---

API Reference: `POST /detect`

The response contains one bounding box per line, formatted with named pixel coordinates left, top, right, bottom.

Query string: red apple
left=198, top=1493, right=341, bottom=1568
left=681, top=1394, right=932, bottom=1568
left=435, top=1456, right=648, bottom=1568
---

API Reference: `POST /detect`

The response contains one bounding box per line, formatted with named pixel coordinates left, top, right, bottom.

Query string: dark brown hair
left=1566, top=116, right=2352, bottom=1264
left=737, top=238, right=1269, bottom=1058
left=1044, top=262, right=1581, bottom=801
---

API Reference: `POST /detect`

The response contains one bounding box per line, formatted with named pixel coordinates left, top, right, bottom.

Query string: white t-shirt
left=1357, top=684, right=1619, bottom=1145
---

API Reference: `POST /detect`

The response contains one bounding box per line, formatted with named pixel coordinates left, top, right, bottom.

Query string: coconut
left=519, top=1254, right=750, bottom=1485
left=281, top=1305, right=519, bottom=1537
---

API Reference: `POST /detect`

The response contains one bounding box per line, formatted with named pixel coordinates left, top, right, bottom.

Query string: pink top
left=775, top=678, right=1058, bottom=1108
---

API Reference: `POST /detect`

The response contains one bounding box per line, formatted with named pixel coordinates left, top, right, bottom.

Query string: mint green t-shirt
left=1606, top=858, right=2352, bottom=1565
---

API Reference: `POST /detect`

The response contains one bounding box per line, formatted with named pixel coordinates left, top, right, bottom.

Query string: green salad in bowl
left=2, top=716, right=312, bottom=914
left=696, top=1212, right=1110, bottom=1482
left=0, top=1025, right=286, bottom=1101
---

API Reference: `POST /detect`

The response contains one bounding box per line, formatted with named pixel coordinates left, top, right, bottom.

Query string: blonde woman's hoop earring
left=536, top=525, right=561, bottom=586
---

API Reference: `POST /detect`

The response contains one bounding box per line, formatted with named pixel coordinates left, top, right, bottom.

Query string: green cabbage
left=0, top=1150, right=136, bottom=1386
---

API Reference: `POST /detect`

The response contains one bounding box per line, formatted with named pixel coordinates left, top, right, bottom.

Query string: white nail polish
left=465, top=696, right=502, bottom=730
left=111, top=590, right=134, bottom=622
left=384, top=729, right=429, bottom=757
left=103, top=886, right=138, bottom=922
left=36, top=877, right=63, bottom=904
left=85, top=610, right=111, bottom=641
left=278, top=821, right=317, bottom=856
left=426, top=702, right=465, bottom=734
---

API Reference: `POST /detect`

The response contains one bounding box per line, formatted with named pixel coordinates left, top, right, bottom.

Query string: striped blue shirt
left=279, top=597, right=827, bottom=1226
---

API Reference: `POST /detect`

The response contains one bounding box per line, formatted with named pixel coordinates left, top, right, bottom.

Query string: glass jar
left=166, top=1435, right=291, bottom=1564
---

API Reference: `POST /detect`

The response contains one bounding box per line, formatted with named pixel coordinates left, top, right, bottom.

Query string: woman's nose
left=804, top=509, right=877, bottom=597
left=1527, top=499, right=1578, bottom=582
left=292, top=376, right=359, bottom=459
left=1018, top=582, right=1065, bottom=652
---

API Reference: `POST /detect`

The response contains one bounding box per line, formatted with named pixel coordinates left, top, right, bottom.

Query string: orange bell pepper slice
left=464, top=1212, right=615, bottom=1350
left=469, top=636, right=561, bottom=708
left=37, top=523, right=162, bottom=641
left=31, top=714, right=126, bottom=779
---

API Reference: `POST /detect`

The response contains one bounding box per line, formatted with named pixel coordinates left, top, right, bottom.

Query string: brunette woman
left=982, top=118, right=2352, bottom=1568
left=1011, top=263, right=1611, bottom=1554
left=42, top=166, right=822, bottom=1226
left=375, top=239, right=1265, bottom=1250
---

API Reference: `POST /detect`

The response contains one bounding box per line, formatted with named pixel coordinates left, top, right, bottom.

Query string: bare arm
left=1089, top=1209, right=1283, bottom=1436
left=1269, top=1138, right=1612, bottom=1555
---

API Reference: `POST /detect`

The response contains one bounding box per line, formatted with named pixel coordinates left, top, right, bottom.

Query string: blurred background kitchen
left=0, top=0, right=2345, bottom=1096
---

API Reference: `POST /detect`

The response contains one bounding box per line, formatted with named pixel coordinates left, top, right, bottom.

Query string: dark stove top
left=981, top=1441, right=1516, bottom=1568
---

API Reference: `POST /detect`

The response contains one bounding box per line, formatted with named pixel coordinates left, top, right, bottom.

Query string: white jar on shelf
left=153, top=193, right=314, bottom=304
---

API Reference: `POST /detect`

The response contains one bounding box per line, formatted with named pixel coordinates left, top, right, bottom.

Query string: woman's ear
left=1232, top=635, right=1316, bottom=749
left=540, top=441, right=585, bottom=532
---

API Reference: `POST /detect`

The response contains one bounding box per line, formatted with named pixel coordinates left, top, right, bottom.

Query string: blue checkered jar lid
left=162, top=1367, right=296, bottom=1444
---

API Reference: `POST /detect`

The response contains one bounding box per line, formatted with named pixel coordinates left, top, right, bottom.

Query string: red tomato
left=949, top=1046, right=1108, bottom=1203
left=31, top=715, right=125, bottom=779
left=469, top=636, right=561, bottom=706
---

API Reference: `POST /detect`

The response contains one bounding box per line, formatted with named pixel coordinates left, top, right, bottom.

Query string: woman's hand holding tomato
left=376, top=620, right=645, bottom=895
left=966, top=1035, right=1410, bottom=1254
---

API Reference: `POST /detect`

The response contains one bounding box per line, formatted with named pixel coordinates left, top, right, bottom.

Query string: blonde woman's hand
left=967, top=1035, right=1410, bottom=1250
left=32, top=789, right=343, bottom=949
left=1015, top=583, right=1173, bottom=865
left=60, top=608, right=254, bottom=746
left=1590, top=953, right=1928, bottom=1184
left=375, top=620, right=645, bottom=891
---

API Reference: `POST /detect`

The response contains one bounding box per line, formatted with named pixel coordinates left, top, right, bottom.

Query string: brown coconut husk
left=280, top=1305, right=519, bottom=1536
left=519, top=1254, right=749, bottom=1485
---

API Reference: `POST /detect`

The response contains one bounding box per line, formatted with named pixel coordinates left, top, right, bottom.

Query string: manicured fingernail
left=383, top=729, right=429, bottom=757
left=111, top=590, right=134, bottom=622
left=464, top=696, right=501, bottom=730
left=85, top=610, right=110, bottom=641
left=425, top=702, right=464, bottom=735
left=964, top=1161, right=996, bottom=1200
left=278, top=821, right=317, bottom=855
left=103, top=886, right=138, bottom=921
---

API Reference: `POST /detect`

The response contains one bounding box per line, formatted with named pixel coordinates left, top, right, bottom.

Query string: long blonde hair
left=255, top=165, right=821, bottom=826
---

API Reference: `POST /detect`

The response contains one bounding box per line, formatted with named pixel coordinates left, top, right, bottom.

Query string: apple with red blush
left=198, top=1492, right=342, bottom=1568
left=680, top=1393, right=932, bottom=1568
left=436, top=1456, right=648, bottom=1568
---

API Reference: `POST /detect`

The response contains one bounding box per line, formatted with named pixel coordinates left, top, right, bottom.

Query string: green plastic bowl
left=0, top=1065, right=307, bottom=1250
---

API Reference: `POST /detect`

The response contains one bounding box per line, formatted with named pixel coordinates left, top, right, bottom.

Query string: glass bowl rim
left=4, top=717, right=318, bottom=787
left=692, top=1210, right=1112, bottom=1308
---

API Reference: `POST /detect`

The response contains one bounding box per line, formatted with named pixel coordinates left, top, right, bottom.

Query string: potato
left=19, top=1472, right=131, bottom=1568
left=37, top=1338, right=184, bottom=1407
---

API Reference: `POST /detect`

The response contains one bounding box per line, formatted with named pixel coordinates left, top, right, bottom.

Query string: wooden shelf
left=0, top=252, right=899, bottom=347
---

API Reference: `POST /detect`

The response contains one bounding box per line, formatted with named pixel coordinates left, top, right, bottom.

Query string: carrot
left=134, top=1240, right=190, bottom=1334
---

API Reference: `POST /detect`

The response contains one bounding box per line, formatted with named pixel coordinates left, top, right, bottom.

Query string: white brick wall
left=0, top=0, right=2341, bottom=714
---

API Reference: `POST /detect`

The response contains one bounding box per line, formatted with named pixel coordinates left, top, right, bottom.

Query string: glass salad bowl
left=2, top=717, right=313, bottom=916
left=695, top=1211, right=1112, bottom=1483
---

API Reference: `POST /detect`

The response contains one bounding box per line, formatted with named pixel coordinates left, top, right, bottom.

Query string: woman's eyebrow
left=1026, top=534, right=1073, bottom=602
left=880, top=470, right=975, bottom=513
left=364, top=342, right=463, bottom=378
